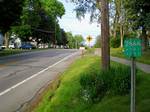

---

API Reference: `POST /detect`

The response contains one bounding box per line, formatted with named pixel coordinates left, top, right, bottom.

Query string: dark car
left=20, top=43, right=36, bottom=49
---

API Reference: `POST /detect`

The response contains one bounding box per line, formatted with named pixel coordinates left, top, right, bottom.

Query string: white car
left=9, top=44, right=15, bottom=49
left=0, top=45, right=6, bottom=50
left=1, top=45, right=6, bottom=49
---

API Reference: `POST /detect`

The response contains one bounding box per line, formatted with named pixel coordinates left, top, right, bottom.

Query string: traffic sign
left=124, top=38, right=142, bottom=57
left=124, top=38, right=142, bottom=112
left=86, top=36, right=92, bottom=42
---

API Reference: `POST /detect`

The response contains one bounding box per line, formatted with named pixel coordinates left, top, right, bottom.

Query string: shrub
left=80, top=65, right=131, bottom=103
left=112, top=66, right=131, bottom=95
left=80, top=71, right=107, bottom=102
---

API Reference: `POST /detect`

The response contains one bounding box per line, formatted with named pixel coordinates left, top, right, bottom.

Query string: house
left=0, top=33, right=4, bottom=50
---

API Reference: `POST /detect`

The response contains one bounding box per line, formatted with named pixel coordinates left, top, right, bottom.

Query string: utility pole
left=54, top=19, right=56, bottom=48
left=100, top=0, right=110, bottom=70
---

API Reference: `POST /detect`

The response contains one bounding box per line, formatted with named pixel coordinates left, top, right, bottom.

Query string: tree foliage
left=124, top=0, right=150, bottom=50
left=70, top=0, right=99, bottom=22
left=0, top=0, right=25, bottom=34
left=74, top=34, right=84, bottom=48
left=66, top=32, right=84, bottom=49
left=10, top=0, right=66, bottom=45
left=124, top=0, right=150, bottom=30
left=41, top=0, right=65, bottom=18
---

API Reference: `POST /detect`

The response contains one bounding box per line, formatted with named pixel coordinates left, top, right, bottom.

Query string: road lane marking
left=0, top=52, right=78, bottom=96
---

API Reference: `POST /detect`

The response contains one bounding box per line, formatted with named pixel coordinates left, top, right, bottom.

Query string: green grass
left=0, top=49, right=29, bottom=57
left=0, top=48, right=49, bottom=57
left=33, top=56, right=150, bottom=112
left=85, top=48, right=95, bottom=54
left=110, top=48, right=150, bottom=65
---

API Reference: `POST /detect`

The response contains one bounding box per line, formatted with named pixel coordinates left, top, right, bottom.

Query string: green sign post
left=124, top=38, right=142, bottom=112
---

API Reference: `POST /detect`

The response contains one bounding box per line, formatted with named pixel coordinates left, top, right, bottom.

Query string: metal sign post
left=131, top=57, right=136, bottom=112
left=124, top=38, right=142, bottom=112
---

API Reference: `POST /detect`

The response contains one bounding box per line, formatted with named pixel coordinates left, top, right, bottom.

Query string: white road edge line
left=0, top=52, right=78, bottom=97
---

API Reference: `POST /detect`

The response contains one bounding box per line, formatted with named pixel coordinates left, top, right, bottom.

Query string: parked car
left=20, top=43, right=36, bottom=49
left=9, top=44, right=15, bottom=49
left=1, top=45, right=6, bottom=49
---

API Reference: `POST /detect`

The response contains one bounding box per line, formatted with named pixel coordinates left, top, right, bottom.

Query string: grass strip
left=33, top=55, right=150, bottom=112
left=0, top=48, right=50, bottom=57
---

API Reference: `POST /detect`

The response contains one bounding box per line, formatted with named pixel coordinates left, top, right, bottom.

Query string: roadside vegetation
left=0, top=48, right=50, bottom=57
left=0, top=49, right=29, bottom=57
left=33, top=55, right=150, bottom=112
left=0, top=0, right=85, bottom=51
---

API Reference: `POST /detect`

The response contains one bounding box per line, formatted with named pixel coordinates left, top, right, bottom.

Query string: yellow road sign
left=86, top=35, right=93, bottom=42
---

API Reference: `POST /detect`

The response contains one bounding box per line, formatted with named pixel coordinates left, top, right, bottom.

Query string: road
left=0, top=49, right=79, bottom=112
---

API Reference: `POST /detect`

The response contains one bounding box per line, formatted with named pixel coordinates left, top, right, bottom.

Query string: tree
left=11, top=25, right=31, bottom=41
left=41, top=0, right=65, bottom=18
left=71, top=0, right=110, bottom=70
left=109, top=0, right=130, bottom=48
left=60, top=29, right=68, bottom=47
left=0, top=0, right=25, bottom=34
left=41, top=0, right=65, bottom=46
left=74, top=35, right=84, bottom=48
left=100, top=0, right=110, bottom=70
left=66, top=32, right=84, bottom=49
left=11, top=0, right=65, bottom=45
left=0, top=0, right=25, bottom=47
left=66, top=32, right=75, bottom=48
left=124, top=0, right=150, bottom=50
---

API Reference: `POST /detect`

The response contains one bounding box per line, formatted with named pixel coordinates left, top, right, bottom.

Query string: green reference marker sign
left=124, top=38, right=142, bottom=112
left=124, top=38, right=142, bottom=57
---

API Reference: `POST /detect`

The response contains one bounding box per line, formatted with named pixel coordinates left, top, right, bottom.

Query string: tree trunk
left=141, top=28, right=148, bottom=51
left=113, top=13, right=117, bottom=38
left=4, top=32, right=9, bottom=48
left=120, top=24, right=124, bottom=48
left=100, top=0, right=110, bottom=70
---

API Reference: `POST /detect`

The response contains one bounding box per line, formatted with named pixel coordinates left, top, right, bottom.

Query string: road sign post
left=124, top=38, right=142, bottom=112
left=130, top=57, right=136, bottom=112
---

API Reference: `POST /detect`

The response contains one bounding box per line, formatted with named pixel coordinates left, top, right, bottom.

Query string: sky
left=58, top=0, right=100, bottom=45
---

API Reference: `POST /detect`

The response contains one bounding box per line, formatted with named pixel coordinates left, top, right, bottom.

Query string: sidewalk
left=95, top=48, right=150, bottom=73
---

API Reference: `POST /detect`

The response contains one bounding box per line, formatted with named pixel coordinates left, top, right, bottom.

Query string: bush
left=110, top=37, right=120, bottom=48
left=80, top=65, right=131, bottom=103
left=80, top=72, right=107, bottom=102
left=112, top=66, right=131, bottom=95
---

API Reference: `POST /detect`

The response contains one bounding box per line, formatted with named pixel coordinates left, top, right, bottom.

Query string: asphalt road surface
left=0, top=49, right=78, bottom=112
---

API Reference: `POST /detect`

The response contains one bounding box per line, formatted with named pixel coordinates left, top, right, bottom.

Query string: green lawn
left=33, top=56, right=150, bottom=112
left=110, top=48, right=150, bottom=65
